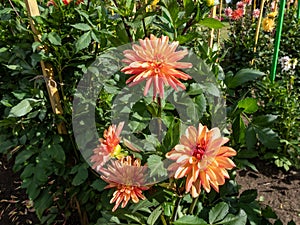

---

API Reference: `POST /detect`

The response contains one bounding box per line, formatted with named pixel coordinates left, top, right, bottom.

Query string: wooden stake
left=208, top=6, right=217, bottom=48
left=25, top=0, right=67, bottom=134
left=251, top=0, right=266, bottom=65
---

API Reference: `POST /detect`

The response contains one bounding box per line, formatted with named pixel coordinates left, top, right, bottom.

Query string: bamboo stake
left=25, top=0, right=67, bottom=134
left=208, top=6, right=217, bottom=48
left=217, top=1, right=223, bottom=46
left=251, top=0, right=266, bottom=65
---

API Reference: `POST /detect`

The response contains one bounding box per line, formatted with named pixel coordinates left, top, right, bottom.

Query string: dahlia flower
left=224, top=7, right=233, bottom=17
left=100, top=156, right=149, bottom=211
left=90, top=122, right=126, bottom=171
left=262, top=17, right=275, bottom=32
left=121, top=34, right=192, bottom=99
left=231, top=8, right=244, bottom=20
left=236, top=1, right=245, bottom=9
left=252, top=9, right=260, bottom=18
left=166, top=124, right=236, bottom=198
left=62, top=0, right=72, bottom=5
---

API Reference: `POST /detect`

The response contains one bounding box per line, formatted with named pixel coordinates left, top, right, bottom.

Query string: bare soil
left=236, top=159, right=300, bottom=225
left=1, top=155, right=299, bottom=225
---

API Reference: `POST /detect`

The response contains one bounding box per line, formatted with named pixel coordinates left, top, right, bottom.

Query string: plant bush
left=0, top=0, right=296, bottom=224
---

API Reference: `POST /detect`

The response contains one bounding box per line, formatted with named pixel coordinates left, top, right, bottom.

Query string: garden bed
left=1, top=155, right=299, bottom=225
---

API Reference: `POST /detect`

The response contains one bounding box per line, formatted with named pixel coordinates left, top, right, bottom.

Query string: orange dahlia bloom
left=121, top=34, right=192, bottom=99
left=90, top=122, right=126, bottom=171
left=100, top=156, right=149, bottom=212
left=166, top=124, right=236, bottom=198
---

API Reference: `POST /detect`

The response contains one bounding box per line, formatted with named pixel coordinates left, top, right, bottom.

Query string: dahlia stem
left=157, top=96, right=162, bottom=141
left=171, top=197, right=182, bottom=222
left=160, top=214, right=168, bottom=225
left=189, top=196, right=199, bottom=214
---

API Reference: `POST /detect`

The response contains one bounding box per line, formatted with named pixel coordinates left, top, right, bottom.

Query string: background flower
left=224, top=7, right=233, bottom=17
left=252, top=9, right=260, bottom=18
left=231, top=8, right=244, bottom=20
left=166, top=124, right=236, bottom=197
left=262, top=17, right=275, bottom=32
left=121, top=34, right=192, bottom=99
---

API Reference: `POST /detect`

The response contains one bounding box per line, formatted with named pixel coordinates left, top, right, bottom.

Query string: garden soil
left=1, top=155, right=299, bottom=225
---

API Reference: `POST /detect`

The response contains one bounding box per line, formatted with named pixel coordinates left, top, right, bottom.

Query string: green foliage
left=0, top=0, right=292, bottom=224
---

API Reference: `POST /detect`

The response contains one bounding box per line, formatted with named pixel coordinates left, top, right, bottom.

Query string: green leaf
left=174, top=215, right=208, bottom=225
left=216, top=210, right=247, bottom=225
left=34, top=188, right=53, bottom=220
left=239, top=189, right=257, bottom=203
left=8, top=99, right=33, bottom=117
left=72, top=163, right=89, bottom=186
left=255, top=127, right=280, bottom=149
left=147, top=155, right=168, bottom=178
left=238, top=98, right=258, bottom=113
left=245, top=126, right=257, bottom=151
left=48, top=32, right=61, bottom=46
left=209, top=202, right=229, bottom=224
left=48, top=144, right=65, bottom=164
left=71, top=23, right=91, bottom=31
left=15, top=150, right=35, bottom=166
left=183, top=0, right=195, bottom=16
left=227, top=69, right=264, bottom=88
left=91, top=179, right=107, bottom=192
left=75, top=31, right=91, bottom=52
left=162, top=119, right=180, bottom=153
left=252, top=114, right=278, bottom=126
left=199, top=18, right=225, bottom=29
left=147, top=206, right=162, bottom=225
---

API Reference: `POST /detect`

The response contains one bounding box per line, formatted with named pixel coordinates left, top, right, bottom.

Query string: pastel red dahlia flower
left=231, top=8, right=244, bottom=20
left=90, top=122, right=126, bottom=171
left=100, top=156, right=149, bottom=211
left=166, top=124, right=236, bottom=198
left=121, top=34, right=192, bottom=99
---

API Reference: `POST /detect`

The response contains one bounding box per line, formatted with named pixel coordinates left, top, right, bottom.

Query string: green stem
left=171, top=197, right=182, bottom=222
left=160, top=214, right=168, bottom=225
left=157, top=96, right=162, bottom=141
left=189, top=196, right=199, bottom=214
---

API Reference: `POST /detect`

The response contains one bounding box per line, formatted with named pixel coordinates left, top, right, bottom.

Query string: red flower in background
left=62, top=0, right=72, bottom=5
left=231, top=8, right=244, bottom=20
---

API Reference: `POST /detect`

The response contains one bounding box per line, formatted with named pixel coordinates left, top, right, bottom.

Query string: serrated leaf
left=147, top=206, right=162, bottom=225
left=147, top=155, right=168, bottom=178
left=48, top=32, right=61, bottom=45
left=227, top=69, right=264, bottom=88
left=216, top=209, right=247, bottom=225
left=238, top=98, right=258, bottom=113
left=199, top=18, right=225, bottom=29
left=209, top=202, right=229, bottom=224
left=75, top=31, right=91, bottom=52
left=255, top=127, right=280, bottom=149
left=71, top=23, right=91, bottom=31
left=8, top=99, right=33, bottom=117
left=174, top=215, right=208, bottom=225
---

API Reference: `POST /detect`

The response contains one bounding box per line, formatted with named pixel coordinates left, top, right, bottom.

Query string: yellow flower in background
left=206, top=0, right=215, bottom=7
left=146, top=0, right=160, bottom=12
left=262, top=17, right=275, bottom=32
left=267, top=11, right=277, bottom=19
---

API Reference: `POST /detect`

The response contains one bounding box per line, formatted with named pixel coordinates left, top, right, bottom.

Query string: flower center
left=193, top=144, right=206, bottom=160
left=150, top=62, right=163, bottom=75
